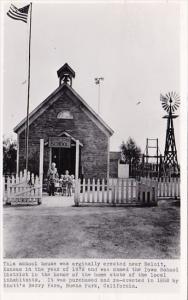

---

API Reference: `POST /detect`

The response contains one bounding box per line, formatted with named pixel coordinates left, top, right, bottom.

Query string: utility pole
left=94, top=77, right=104, bottom=114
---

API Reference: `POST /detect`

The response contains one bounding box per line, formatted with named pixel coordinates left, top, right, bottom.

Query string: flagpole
left=25, top=2, right=32, bottom=174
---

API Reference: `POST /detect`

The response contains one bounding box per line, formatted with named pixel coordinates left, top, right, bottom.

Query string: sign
left=49, top=137, right=71, bottom=148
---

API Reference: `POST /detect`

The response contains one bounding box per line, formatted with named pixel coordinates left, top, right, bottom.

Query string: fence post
left=97, top=179, right=100, bottom=203
left=74, top=140, right=80, bottom=206
left=112, top=179, right=116, bottom=206
left=121, top=179, right=124, bottom=204
left=75, top=140, right=79, bottom=181
left=74, top=179, right=79, bottom=206
left=39, top=138, right=44, bottom=204
left=102, top=178, right=105, bottom=203
left=16, top=174, right=19, bottom=195
left=92, top=179, right=95, bottom=203
left=24, top=169, right=27, bottom=180
left=3, top=176, right=5, bottom=205
left=137, top=181, right=141, bottom=203
left=106, top=179, right=110, bottom=204
left=82, top=178, right=86, bottom=203
left=7, top=176, right=10, bottom=204
left=116, top=179, right=119, bottom=204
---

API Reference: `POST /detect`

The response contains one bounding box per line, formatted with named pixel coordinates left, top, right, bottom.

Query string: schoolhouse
left=14, top=63, right=114, bottom=179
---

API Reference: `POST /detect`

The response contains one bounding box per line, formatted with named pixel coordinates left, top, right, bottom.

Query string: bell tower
left=57, top=63, right=75, bottom=87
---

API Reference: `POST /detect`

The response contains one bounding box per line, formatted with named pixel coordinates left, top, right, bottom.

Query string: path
left=42, top=193, right=74, bottom=207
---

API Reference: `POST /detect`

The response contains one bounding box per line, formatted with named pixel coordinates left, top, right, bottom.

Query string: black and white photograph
left=1, top=0, right=187, bottom=297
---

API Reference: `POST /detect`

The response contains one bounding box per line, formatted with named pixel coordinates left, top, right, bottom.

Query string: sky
left=2, top=1, right=180, bottom=156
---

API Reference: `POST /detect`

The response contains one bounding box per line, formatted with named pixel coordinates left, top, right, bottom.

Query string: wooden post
left=7, top=177, right=10, bottom=204
left=75, top=140, right=79, bottom=180
left=39, top=139, right=44, bottom=204
left=49, top=147, right=52, bottom=167
left=16, top=133, right=19, bottom=175
left=74, top=140, right=80, bottom=206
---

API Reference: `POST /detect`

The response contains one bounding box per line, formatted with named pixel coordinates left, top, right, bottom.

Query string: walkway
left=42, top=193, right=74, bottom=207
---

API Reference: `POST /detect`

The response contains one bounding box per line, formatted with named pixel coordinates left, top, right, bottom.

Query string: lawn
left=3, top=200, right=180, bottom=259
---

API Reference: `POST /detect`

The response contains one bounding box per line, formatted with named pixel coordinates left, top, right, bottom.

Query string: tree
left=3, top=137, right=17, bottom=174
left=120, top=137, right=141, bottom=165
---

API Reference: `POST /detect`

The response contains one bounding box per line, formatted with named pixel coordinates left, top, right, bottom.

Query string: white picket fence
left=74, top=178, right=158, bottom=206
left=3, top=170, right=42, bottom=206
left=74, top=177, right=180, bottom=206
left=3, top=173, right=180, bottom=207
left=140, top=177, right=180, bottom=199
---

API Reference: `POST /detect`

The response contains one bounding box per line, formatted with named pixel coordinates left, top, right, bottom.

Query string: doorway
left=52, top=147, right=76, bottom=176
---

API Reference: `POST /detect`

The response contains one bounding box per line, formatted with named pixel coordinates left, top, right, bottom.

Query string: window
left=57, top=111, right=73, bottom=119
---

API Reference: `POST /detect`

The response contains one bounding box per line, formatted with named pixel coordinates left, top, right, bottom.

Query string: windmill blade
left=174, top=103, right=180, bottom=108
left=174, top=91, right=179, bottom=99
left=162, top=104, right=169, bottom=111
left=174, top=105, right=178, bottom=111
left=174, top=92, right=180, bottom=102
left=168, top=92, right=171, bottom=99
left=162, top=102, right=168, bottom=108
left=162, top=102, right=167, bottom=108
left=160, top=95, right=168, bottom=104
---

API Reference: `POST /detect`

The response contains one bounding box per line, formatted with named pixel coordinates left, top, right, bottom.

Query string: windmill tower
left=160, top=92, right=180, bottom=173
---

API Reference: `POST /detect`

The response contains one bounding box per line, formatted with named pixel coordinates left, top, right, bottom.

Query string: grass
left=3, top=200, right=180, bottom=259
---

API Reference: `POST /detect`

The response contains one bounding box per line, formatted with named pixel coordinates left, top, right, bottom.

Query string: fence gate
left=4, top=170, right=42, bottom=206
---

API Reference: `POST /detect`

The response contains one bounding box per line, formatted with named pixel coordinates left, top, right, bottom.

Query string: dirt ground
left=3, top=197, right=180, bottom=259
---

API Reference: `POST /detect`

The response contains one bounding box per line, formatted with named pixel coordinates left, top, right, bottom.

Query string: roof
left=14, top=83, right=114, bottom=136
left=110, top=151, right=121, bottom=160
left=57, top=63, right=75, bottom=79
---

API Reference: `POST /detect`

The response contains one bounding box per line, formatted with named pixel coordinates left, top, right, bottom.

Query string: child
left=61, top=175, right=67, bottom=196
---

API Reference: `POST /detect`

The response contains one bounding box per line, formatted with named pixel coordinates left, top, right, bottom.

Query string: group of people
left=47, top=162, right=75, bottom=197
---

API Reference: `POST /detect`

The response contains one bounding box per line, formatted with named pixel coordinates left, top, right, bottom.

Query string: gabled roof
left=57, top=63, right=75, bottom=79
left=14, top=83, right=114, bottom=136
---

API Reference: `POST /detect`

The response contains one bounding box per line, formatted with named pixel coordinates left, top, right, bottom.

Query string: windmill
left=160, top=91, right=180, bottom=173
